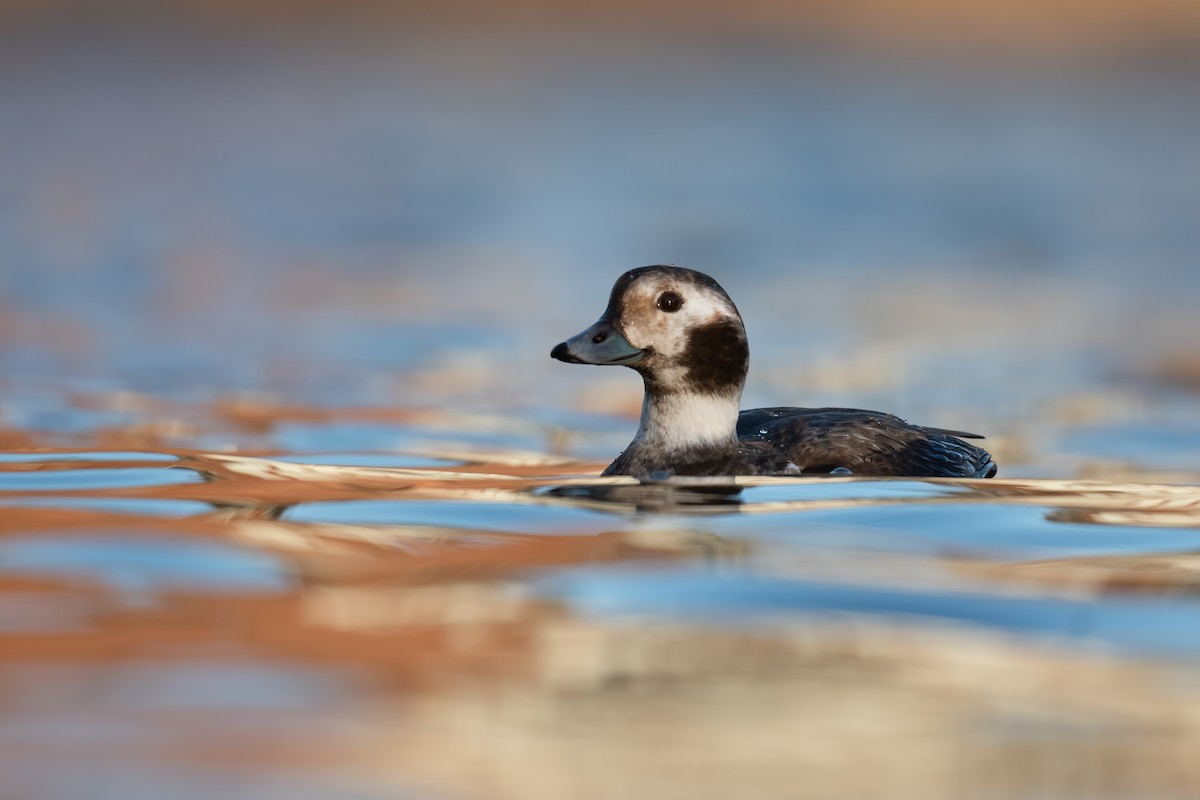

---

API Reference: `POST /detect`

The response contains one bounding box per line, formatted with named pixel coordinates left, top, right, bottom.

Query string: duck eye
left=656, top=291, right=683, bottom=313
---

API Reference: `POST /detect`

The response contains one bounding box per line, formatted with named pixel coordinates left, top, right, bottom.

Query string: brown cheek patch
left=618, top=304, right=656, bottom=349
left=619, top=284, right=668, bottom=348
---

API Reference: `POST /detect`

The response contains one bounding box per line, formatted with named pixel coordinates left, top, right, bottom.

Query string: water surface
left=4, top=3, right=1200, bottom=798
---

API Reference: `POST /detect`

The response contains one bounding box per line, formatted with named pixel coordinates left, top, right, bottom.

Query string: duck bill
left=551, top=319, right=645, bottom=366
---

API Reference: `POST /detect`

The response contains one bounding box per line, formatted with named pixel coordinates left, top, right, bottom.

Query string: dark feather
left=737, top=407, right=996, bottom=478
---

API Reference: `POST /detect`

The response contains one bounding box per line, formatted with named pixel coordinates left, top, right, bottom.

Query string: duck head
left=552, top=265, right=749, bottom=395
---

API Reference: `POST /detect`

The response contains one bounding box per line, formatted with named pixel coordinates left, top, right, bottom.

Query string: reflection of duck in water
left=552, top=266, right=997, bottom=479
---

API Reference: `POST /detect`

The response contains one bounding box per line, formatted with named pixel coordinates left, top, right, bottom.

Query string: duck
left=550, top=266, right=997, bottom=479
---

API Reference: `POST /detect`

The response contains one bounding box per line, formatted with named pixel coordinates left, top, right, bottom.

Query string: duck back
left=736, top=407, right=998, bottom=478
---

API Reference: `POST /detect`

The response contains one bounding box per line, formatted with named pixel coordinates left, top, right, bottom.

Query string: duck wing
left=736, top=407, right=997, bottom=478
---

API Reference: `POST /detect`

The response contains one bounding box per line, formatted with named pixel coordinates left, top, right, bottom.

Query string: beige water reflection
left=3, top=445, right=1200, bottom=798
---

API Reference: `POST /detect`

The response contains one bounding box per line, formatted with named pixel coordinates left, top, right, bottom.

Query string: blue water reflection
left=0, top=452, right=178, bottom=464
left=0, top=467, right=200, bottom=491
left=1059, top=423, right=1200, bottom=471
left=0, top=536, right=289, bottom=594
left=274, top=420, right=548, bottom=457
left=0, top=498, right=215, bottom=517
left=537, top=566, right=1200, bottom=658
left=717, top=502, right=1200, bottom=560
left=287, top=499, right=608, bottom=533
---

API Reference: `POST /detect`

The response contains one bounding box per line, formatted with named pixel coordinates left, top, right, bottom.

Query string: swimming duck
left=551, top=266, right=997, bottom=479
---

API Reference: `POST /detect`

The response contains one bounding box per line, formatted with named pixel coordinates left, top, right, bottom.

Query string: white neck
left=633, top=391, right=741, bottom=451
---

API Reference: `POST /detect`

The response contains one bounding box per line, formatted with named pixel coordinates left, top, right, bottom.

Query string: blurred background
left=3, top=0, right=1200, bottom=472
left=4, top=3, right=1200, bottom=799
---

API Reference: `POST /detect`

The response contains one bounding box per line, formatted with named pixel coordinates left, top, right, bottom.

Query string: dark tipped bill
left=550, top=319, right=645, bottom=366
